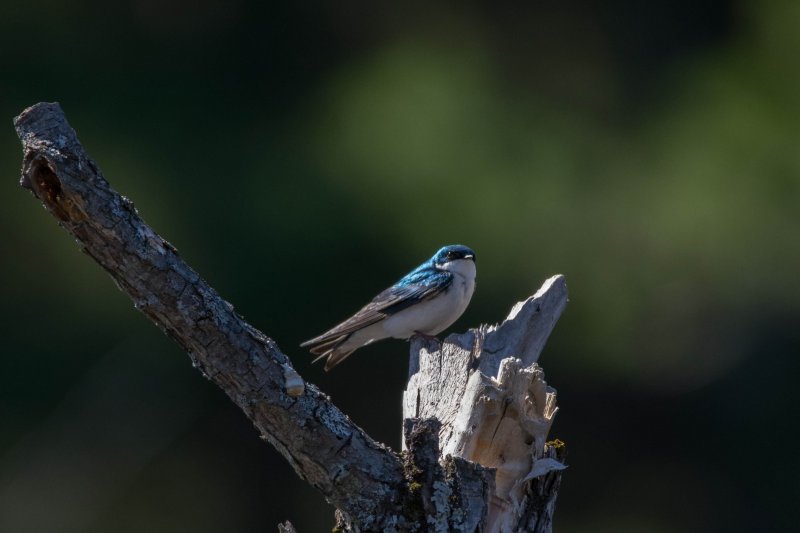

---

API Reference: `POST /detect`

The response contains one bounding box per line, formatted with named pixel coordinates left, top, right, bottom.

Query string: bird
left=301, top=244, right=477, bottom=371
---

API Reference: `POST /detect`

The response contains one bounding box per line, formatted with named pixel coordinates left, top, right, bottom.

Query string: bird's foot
left=411, top=331, right=439, bottom=344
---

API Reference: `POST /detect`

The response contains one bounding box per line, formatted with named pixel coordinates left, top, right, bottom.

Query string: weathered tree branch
left=14, top=102, right=407, bottom=530
left=14, top=102, right=568, bottom=532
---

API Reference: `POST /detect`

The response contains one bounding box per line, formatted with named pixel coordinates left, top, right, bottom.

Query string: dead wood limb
left=403, top=278, right=568, bottom=531
left=15, top=102, right=567, bottom=532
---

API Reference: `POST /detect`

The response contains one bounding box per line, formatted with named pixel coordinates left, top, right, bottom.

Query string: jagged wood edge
left=403, top=276, right=568, bottom=532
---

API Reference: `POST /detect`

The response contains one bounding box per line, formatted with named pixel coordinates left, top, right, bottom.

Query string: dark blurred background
left=1, top=0, right=798, bottom=531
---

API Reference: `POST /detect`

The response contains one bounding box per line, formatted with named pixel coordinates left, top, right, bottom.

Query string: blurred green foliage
left=1, top=1, right=798, bottom=531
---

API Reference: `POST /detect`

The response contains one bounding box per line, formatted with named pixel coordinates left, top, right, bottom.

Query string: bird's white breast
left=382, top=259, right=476, bottom=339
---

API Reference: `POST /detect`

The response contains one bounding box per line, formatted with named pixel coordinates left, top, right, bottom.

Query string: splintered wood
left=403, top=275, right=568, bottom=532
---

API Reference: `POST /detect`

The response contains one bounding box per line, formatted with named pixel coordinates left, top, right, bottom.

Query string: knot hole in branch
left=23, top=154, right=70, bottom=221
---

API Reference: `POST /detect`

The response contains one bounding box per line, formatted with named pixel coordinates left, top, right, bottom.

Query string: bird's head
left=432, top=244, right=476, bottom=271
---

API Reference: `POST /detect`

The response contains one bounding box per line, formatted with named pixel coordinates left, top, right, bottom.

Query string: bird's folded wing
left=301, top=271, right=452, bottom=347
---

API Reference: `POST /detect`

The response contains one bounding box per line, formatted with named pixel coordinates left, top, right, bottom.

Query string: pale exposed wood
left=403, top=276, right=568, bottom=532
left=15, top=102, right=568, bottom=532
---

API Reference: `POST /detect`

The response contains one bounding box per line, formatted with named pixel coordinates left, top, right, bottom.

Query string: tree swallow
left=301, top=244, right=477, bottom=371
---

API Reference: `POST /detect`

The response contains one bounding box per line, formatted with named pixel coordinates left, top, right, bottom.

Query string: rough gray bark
left=14, top=102, right=567, bottom=532
left=14, top=102, right=405, bottom=530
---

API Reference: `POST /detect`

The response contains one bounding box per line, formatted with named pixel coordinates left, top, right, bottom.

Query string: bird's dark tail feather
left=317, top=348, right=355, bottom=371
left=304, top=334, right=354, bottom=371
left=304, top=335, right=345, bottom=356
